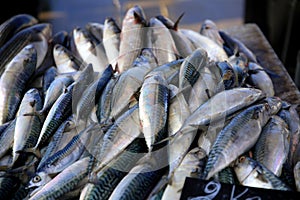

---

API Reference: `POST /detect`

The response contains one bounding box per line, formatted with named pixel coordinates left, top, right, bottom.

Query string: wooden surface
left=225, top=23, right=300, bottom=114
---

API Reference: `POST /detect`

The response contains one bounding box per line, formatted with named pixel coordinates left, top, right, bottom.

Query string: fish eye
left=239, top=156, right=246, bottom=163
left=32, top=175, right=41, bottom=183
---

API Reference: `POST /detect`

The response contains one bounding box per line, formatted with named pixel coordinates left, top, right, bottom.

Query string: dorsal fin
left=173, top=12, right=185, bottom=31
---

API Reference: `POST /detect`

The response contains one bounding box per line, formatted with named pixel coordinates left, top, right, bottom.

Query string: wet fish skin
left=33, top=82, right=75, bottom=149
left=80, top=138, right=147, bottom=200
left=28, top=156, right=91, bottom=200
left=0, top=119, right=16, bottom=159
left=202, top=102, right=275, bottom=180
left=294, top=161, right=300, bottom=192
left=0, top=13, right=38, bottom=47
left=200, top=19, right=224, bottom=47
left=253, top=115, right=290, bottom=176
left=0, top=23, right=52, bottom=75
left=162, top=147, right=206, bottom=200
left=103, top=17, right=121, bottom=69
left=12, top=88, right=43, bottom=165
left=0, top=44, right=37, bottom=125
left=117, top=5, right=147, bottom=73
left=248, top=61, right=275, bottom=97
left=139, top=71, right=169, bottom=151
left=0, top=175, right=21, bottom=199
left=42, top=66, right=57, bottom=97
left=234, top=156, right=292, bottom=191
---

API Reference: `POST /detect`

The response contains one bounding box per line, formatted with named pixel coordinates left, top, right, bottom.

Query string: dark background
left=1, top=0, right=299, bottom=87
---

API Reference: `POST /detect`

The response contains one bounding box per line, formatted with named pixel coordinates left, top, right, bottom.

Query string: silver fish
left=180, top=28, right=228, bottom=62
left=253, top=115, right=290, bottom=176
left=200, top=19, right=224, bottom=47
left=202, top=100, right=278, bottom=180
left=103, top=17, right=121, bottom=70
left=12, top=88, right=43, bottom=165
left=148, top=17, right=178, bottom=65
left=0, top=44, right=37, bottom=125
left=116, top=5, right=147, bottom=73
left=248, top=61, right=275, bottom=97
left=139, top=71, right=169, bottom=151
left=162, top=147, right=206, bottom=200
left=234, top=156, right=291, bottom=191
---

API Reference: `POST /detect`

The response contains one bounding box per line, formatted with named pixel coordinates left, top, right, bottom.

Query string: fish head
left=264, top=96, right=282, bottom=115
left=233, top=156, right=254, bottom=183
left=27, top=171, right=52, bottom=190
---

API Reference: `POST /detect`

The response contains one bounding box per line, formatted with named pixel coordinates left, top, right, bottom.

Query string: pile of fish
left=0, top=4, right=300, bottom=200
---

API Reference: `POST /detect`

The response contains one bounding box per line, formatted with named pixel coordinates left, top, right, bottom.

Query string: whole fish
left=253, top=115, right=290, bottom=176
left=53, top=44, right=82, bottom=74
left=116, top=5, right=147, bottom=73
left=234, top=156, right=291, bottom=191
left=12, top=88, right=43, bottom=165
left=200, top=19, right=224, bottom=47
left=0, top=44, right=37, bottom=125
left=28, top=156, right=91, bottom=200
left=0, top=13, right=38, bottom=47
left=139, top=71, right=169, bottom=151
left=248, top=61, right=275, bottom=97
left=30, top=82, right=75, bottom=150
left=103, top=17, right=121, bottom=69
left=148, top=17, right=178, bottom=65
left=0, top=23, right=51, bottom=75
left=156, top=14, right=194, bottom=58
left=110, top=48, right=157, bottom=120
left=180, top=28, right=228, bottom=62
left=202, top=100, right=279, bottom=180
left=162, top=147, right=206, bottom=200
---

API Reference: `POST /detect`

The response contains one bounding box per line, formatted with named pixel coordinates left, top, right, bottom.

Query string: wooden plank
left=225, top=23, right=300, bottom=114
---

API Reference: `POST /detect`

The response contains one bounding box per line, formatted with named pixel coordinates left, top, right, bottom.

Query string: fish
left=116, top=5, right=147, bottom=73
left=0, top=23, right=51, bottom=75
left=80, top=137, right=147, bottom=200
left=156, top=14, right=195, bottom=58
left=234, top=156, right=291, bottom=191
left=147, top=17, right=178, bottom=65
left=28, top=156, right=91, bottom=200
left=0, top=44, right=37, bottom=125
left=72, top=27, right=108, bottom=73
left=29, top=82, right=75, bottom=150
left=200, top=19, right=224, bottom=47
left=202, top=100, right=278, bottom=180
left=294, top=161, right=300, bottom=192
left=219, top=30, right=257, bottom=63
left=0, top=13, right=38, bottom=47
left=110, top=48, right=157, bottom=120
left=85, top=22, right=104, bottom=44
left=0, top=119, right=16, bottom=160
left=53, top=44, right=82, bottom=74
left=0, top=175, right=21, bottom=199
left=162, top=147, right=206, bottom=200
left=42, top=66, right=57, bottom=97
left=12, top=88, right=43, bottom=166
left=253, top=115, right=290, bottom=176
left=93, top=103, right=141, bottom=174
left=180, top=28, right=228, bottom=62
left=108, top=154, right=167, bottom=200
left=41, top=75, right=74, bottom=114
left=139, top=71, right=169, bottom=151
left=103, top=17, right=121, bottom=69
left=248, top=61, right=275, bottom=97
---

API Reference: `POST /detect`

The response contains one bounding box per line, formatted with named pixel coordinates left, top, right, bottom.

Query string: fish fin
left=151, top=135, right=175, bottom=147
left=16, top=148, right=41, bottom=159
left=173, top=12, right=185, bottom=31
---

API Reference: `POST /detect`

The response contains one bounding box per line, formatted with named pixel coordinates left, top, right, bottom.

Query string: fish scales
left=202, top=103, right=273, bottom=180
